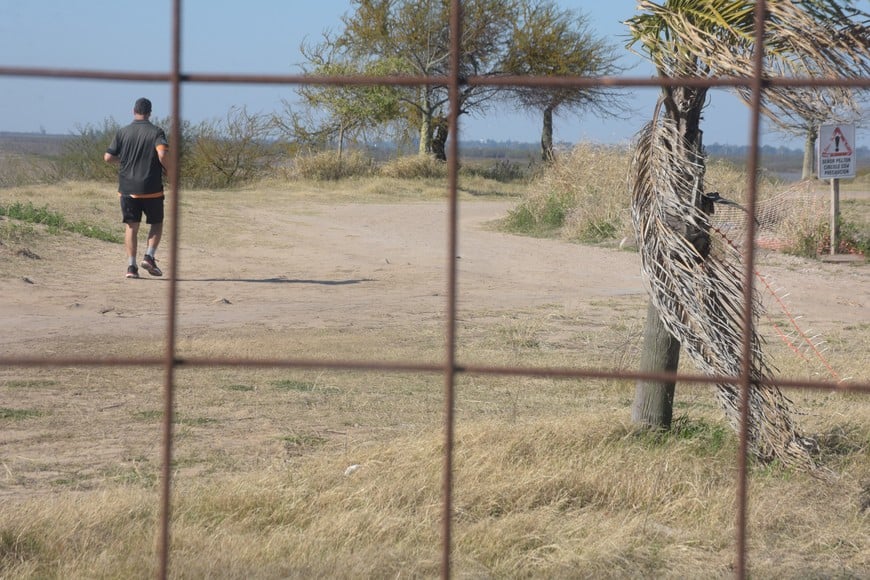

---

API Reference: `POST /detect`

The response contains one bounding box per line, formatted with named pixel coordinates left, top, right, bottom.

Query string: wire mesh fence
left=1, top=1, right=868, bottom=579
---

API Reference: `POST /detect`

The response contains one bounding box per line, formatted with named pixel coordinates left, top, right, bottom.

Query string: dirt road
left=0, top=199, right=866, bottom=359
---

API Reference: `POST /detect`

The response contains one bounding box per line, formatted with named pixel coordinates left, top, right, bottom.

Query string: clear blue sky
left=2, top=0, right=857, bottom=148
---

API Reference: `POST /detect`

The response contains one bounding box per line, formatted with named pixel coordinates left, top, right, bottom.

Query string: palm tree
left=625, top=0, right=869, bottom=467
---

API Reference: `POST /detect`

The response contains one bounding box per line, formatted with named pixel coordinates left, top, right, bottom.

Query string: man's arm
left=157, top=146, right=170, bottom=175
left=104, top=152, right=119, bottom=164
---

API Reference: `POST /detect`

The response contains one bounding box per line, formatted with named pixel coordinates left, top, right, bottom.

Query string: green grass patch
left=0, top=202, right=65, bottom=228
left=502, top=192, right=571, bottom=237
left=280, top=433, right=328, bottom=447
left=0, top=407, right=44, bottom=420
left=2, top=379, right=57, bottom=389
left=67, top=221, right=120, bottom=243
left=49, top=474, right=91, bottom=488
left=223, top=384, right=255, bottom=392
left=101, top=462, right=157, bottom=487
left=132, top=409, right=216, bottom=426
left=575, top=218, right=620, bottom=243
left=0, top=201, right=121, bottom=243
left=176, top=415, right=217, bottom=427
left=630, top=415, right=732, bottom=457
left=132, top=410, right=163, bottom=421
left=272, top=379, right=318, bottom=392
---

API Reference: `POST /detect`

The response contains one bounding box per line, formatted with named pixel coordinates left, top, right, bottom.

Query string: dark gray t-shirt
left=106, top=120, right=168, bottom=196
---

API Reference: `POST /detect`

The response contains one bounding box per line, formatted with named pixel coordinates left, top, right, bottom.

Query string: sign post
left=818, top=123, right=856, bottom=255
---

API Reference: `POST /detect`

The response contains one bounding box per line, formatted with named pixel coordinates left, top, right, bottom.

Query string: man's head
left=133, top=97, right=152, bottom=117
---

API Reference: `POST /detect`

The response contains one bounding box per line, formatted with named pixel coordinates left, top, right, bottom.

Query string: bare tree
left=186, top=107, right=278, bottom=188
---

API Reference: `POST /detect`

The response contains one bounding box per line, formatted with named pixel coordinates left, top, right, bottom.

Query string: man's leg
left=125, top=222, right=140, bottom=261
left=145, top=222, right=163, bottom=256
left=125, top=221, right=140, bottom=278
left=141, top=222, right=164, bottom=276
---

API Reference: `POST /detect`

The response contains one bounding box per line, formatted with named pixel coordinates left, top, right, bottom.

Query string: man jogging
left=104, top=97, right=170, bottom=279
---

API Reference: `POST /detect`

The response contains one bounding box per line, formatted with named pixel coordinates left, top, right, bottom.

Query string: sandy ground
left=0, top=198, right=866, bottom=355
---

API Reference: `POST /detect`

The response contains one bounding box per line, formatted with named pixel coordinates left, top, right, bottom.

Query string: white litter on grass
left=344, top=464, right=361, bottom=476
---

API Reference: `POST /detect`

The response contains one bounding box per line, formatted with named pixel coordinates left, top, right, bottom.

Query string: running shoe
left=141, top=255, right=163, bottom=277
left=126, top=265, right=140, bottom=279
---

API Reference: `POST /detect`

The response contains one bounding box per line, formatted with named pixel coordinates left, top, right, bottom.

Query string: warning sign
left=818, top=123, right=856, bottom=179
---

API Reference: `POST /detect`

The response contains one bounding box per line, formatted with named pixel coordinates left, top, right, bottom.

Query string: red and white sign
left=818, top=123, right=856, bottom=179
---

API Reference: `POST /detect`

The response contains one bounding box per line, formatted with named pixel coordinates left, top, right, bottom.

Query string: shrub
left=459, top=159, right=528, bottom=183
left=379, top=154, right=447, bottom=180
left=56, top=118, right=121, bottom=182
left=504, top=143, right=631, bottom=242
left=840, top=218, right=869, bottom=255
left=792, top=224, right=820, bottom=257
left=289, top=150, right=375, bottom=180
left=785, top=216, right=869, bottom=258
left=505, top=144, right=813, bottom=247
left=181, top=108, right=281, bottom=189
left=55, top=111, right=281, bottom=189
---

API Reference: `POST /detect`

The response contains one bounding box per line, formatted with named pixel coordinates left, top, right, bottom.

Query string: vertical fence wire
left=440, top=1, right=463, bottom=577
left=1, top=1, right=869, bottom=579
left=156, top=0, right=183, bottom=577
left=735, top=3, right=772, bottom=576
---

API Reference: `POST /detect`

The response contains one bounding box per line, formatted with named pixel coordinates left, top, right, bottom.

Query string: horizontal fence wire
left=1, top=0, right=868, bottom=578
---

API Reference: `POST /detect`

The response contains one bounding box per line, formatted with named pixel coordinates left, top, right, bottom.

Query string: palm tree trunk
left=632, top=85, right=707, bottom=430
left=632, top=301, right=680, bottom=428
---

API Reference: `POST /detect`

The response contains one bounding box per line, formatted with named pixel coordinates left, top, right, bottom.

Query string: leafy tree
left=317, top=0, right=516, bottom=159
left=501, top=1, right=631, bottom=161
left=626, top=0, right=869, bottom=433
left=278, top=32, right=404, bottom=160
left=292, top=0, right=637, bottom=162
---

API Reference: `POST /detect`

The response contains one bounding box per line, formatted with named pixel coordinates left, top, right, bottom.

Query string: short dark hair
left=133, top=97, right=152, bottom=115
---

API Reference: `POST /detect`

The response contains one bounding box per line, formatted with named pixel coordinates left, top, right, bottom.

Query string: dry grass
left=503, top=145, right=869, bottom=260
left=502, top=144, right=802, bottom=247
left=1, top=387, right=867, bottom=578
left=0, top=153, right=59, bottom=188
left=503, top=144, right=634, bottom=243
left=379, top=154, right=448, bottom=180
left=0, top=178, right=867, bottom=578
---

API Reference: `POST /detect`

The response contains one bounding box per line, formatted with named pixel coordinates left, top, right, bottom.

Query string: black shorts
left=120, top=196, right=164, bottom=225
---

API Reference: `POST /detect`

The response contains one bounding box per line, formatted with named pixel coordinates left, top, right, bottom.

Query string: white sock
left=145, top=248, right=156, bottom=258
left=128, top=257, right=136, bottom=267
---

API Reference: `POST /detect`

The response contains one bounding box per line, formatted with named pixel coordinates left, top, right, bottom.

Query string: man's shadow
left=173, top=276, right=375, bottom=286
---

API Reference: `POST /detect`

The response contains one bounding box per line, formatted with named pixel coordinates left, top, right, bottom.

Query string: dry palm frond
left=630, top=115, right=817, bottom=470
left=629, top=0, right=870, bottom=123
